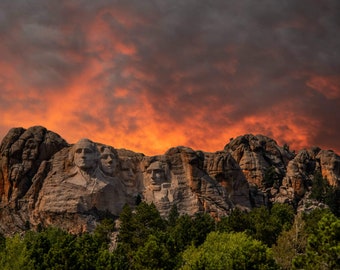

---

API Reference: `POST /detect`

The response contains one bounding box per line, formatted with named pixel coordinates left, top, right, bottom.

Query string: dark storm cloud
left=0, top=0, right=339, bottom=154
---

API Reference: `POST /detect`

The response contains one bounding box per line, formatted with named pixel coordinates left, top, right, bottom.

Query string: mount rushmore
left=0, top=126, right=339, bottom=234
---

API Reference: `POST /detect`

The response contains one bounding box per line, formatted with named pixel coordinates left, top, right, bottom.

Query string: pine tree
left=293, top=212, right=340, bottom=269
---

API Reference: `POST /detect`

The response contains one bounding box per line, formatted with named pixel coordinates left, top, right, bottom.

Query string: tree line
left=0, top=200, right=339, bottom=269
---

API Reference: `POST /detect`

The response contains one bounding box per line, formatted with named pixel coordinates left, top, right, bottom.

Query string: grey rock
left=0, top=127, right=339, bottom=235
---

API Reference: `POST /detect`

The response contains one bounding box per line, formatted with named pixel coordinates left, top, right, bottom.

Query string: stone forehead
left=98, top=145, right=118, bottom=158
left=147, top=161, right=163, bottom=171
left=74, top=138, right=96, bottom=149
left=101, top=148, right=113, bottom=154
left=121, top=159, right=133, bottom=167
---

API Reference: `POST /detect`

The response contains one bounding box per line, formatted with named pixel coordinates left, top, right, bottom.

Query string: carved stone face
left=146, top=161, right=166, bottom=186
left=9, top=164, right=23, bottom=182
left=100, top=148, right=117, bottom=176
left=73, top=139, right=97, bottom=171
left=121, top=159, right=136, bottom=187
left=22, top=139, right=38, bottom=161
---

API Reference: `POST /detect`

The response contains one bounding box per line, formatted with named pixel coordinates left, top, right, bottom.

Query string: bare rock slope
left=0, top=127, right=339, bottom=234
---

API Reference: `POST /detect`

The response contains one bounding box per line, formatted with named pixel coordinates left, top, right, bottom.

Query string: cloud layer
left=0, top=0, right=339, bottom=155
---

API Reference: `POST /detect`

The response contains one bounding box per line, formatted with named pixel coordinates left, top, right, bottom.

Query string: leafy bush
left=181, top=231, right=278, bottom=270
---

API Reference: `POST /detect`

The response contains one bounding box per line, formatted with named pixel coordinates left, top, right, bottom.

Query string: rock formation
left=0, top=126, right=68, bottom=206
left=316, top=149, right=340, bottom=187
left=0, top=127, right=339, bottom=235
left=224, top=134, right=295, bottom=207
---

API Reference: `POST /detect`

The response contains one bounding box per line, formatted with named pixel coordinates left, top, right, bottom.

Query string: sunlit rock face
left=0, top=127, right=253, bottom=233
left=139, top=147, right=252, bottom=218
left=224, top=134, right=293, bottom=187
left=276, top=147, right=340, bottom=207
left=0, top=126, right=339, bottom=234
left=282, top=148, right=319, bottom=198
left=223, top=135, right=340, bottom=207
left=316, top=149, right=340, bottom=187
left=224, top=134, right=294, bottom=207
left=30, top=140, right=127, bottom=233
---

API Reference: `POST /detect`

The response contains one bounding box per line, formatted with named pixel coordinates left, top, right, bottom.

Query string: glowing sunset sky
left=0, top=1, right=339, bottom=155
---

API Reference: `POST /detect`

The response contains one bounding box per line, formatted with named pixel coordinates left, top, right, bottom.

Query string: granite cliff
left=0, top=126, right=339, bottom=234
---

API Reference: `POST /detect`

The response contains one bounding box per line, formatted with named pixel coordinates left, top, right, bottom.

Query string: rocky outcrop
left=0, top=127, right=252, bottom=234
left=224, top=134, right=293, bottom=187
left=0, top=126, right=68, bottom=206
left=224, top=135, right=339, bottom=208
left=224, top=134, right=295, bottom=206
left=203, top=150, right=251, bottom=211
left=274, top=147, right=340, bottom=206
left=140, top=147, right=252, bottom=218
left=0, top=127, right=339, bottom=235
left=281, top=148, right=319, bottom=198
left=316, top=149, right=340, bottom=187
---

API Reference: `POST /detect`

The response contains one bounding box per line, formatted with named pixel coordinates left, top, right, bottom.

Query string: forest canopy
left=0, top=203, right=339, bottom=269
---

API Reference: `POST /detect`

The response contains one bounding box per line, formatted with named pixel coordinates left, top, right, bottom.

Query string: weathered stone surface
left=224, top=134, right=295, bottom=207
left=281, top=148, right=318, bottom=198
left=140, top=147, right=251, bottom=218
left=0, top=126, right=68, bottom=206
left=203, top=150, right=251, bottom=210
left=0, top=127, right=339, bottom=234
left=28, top=140, right=127, bottom=233
left=316, top=149, right=340, bottom=187
left=297, top=191, right=330, bottom=213
left=0, top=128, right=252, bottom=234
left=273, top=147, right=340, bottom=206
left=224, top=134, right=293, bottom=188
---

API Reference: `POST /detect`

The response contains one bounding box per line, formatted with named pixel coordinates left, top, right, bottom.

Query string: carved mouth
left=124, top=180, right=135, bottom=187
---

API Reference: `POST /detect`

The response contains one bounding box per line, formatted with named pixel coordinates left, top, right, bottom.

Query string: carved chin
left=75, top=160, right=94, bottom=169
left=102, top=168, right=114, bottom=175
left=123, top=180, right=135, bottom=187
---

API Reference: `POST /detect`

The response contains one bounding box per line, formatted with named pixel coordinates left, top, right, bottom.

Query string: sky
left=0, top=0, right=339, bottom=156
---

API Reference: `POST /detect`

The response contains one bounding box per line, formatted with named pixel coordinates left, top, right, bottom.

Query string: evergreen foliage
left=247, top=204, right=295, bottom=246
left=272, top=214, right=308, bottom=270
left=217, top=207, right=250, bottom=233
left=293, top=212, right=340, bottom=269
left=0, top=203, right=338, bottom=269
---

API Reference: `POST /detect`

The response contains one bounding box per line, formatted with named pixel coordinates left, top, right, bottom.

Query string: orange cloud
left=306, top=75, right=340, bottom=99
left=0, top=1, right=339, bottom=156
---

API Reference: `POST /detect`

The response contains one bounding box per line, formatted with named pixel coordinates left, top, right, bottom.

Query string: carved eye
left=84, top=148, right=93, bottom=154
left=75, top=148, right=93, bottom=154
left=101, top=154, right=114, bottom=159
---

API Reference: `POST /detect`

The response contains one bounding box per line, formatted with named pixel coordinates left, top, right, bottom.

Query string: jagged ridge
left=0, top=126, right=339, bottom=235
